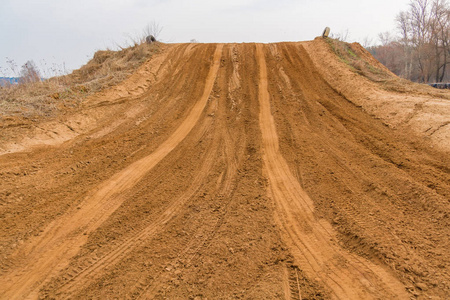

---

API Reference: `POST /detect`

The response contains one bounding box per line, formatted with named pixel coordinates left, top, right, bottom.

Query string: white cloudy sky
left=0, top=0, right=410, bottom=77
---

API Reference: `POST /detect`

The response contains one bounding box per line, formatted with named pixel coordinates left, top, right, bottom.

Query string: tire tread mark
left=51, top=44, right=224, bottom=299
left=256, top=43, right=408, bottom=300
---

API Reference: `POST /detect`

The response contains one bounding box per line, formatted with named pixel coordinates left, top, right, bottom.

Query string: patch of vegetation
left=325, top=38, right=389, bottom=82
left=325, top=38, right=450, bottom=99
left=0, top=42, right=161, bottom=120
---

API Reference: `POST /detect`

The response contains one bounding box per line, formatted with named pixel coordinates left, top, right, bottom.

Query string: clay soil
left=0, top=40, right=449, bottom=299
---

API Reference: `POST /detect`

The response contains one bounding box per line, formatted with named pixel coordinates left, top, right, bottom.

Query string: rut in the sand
left=256, top=43, right=407, bottom=299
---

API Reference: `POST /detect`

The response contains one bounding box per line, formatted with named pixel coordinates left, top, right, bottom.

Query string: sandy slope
left=304, top=38, right=450, bottom=153
left=0, top=40, right=449, bottom=299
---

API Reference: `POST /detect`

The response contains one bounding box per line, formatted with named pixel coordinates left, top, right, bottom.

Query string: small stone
left=415, top=282, right=427, bottom=291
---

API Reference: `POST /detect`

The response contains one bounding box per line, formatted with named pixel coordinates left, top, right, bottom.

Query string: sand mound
left=0, top=40, right=449, bottom=299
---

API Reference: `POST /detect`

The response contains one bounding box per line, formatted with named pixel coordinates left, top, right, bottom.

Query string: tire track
left=134, top=45, right=243, bottom=299
left=274, top=43, right=450, bottom=296
left=256, top=43, right=408, bottom=299
left=52, top=80, right=224, bottom=297
left=0, top=44, right=223, bottom=300
left=54, top=126, right=221, bottom=298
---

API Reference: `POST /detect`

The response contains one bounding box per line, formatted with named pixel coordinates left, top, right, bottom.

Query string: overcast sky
left=0, top=0, right=410, bottom=77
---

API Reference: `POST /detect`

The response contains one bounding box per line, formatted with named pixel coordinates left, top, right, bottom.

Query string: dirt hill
left=0, top=39, right=449, bottom=299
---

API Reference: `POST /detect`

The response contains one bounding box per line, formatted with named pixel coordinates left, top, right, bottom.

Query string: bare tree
left=6, top=58, right=18, bottom=77
left=379, top=31, right=394, bottom=46
left=396, top=11, right=414, bottom=78
left=430, top=0, right=450, bottom=81
left=19, top=60, right=41, bottom=84
left=392, top=0, right=450, bottom=82
left=331, top=29, right=350, bottom=42
left=361, top=36, right=374, bottom=48
left=369, top=0, right=450, bottom=82
left=411, top=0, right=433, bottom=81
left=144, top=21, right=163, bottom=41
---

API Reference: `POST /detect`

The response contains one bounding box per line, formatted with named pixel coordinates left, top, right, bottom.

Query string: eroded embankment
left=0, top=41, right=449, bottom=299
left=303, top=38, right=450, bottom=152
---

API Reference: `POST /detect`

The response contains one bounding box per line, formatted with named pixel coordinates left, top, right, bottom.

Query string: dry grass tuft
left=0, top=42, right=160, bottom=120
left=325, top=38, right=450, bottom=99
left=326, top=38, right=390, bottom=82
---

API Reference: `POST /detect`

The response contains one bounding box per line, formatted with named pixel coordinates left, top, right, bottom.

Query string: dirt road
left=0, top=41, right=449, bottom=299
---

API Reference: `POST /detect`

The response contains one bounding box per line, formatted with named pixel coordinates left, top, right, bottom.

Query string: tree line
left=368, top=0, right=449, bottom=83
